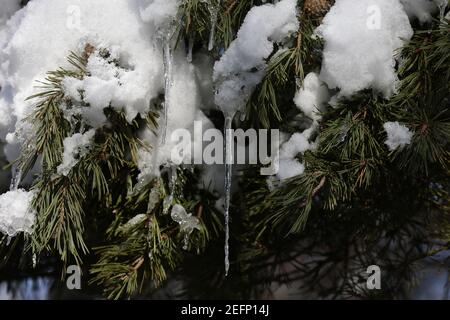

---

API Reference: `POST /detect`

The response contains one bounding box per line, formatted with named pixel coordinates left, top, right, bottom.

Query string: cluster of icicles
left=3, top=0, right=231, bottom=276
left=156, top=0, right=233, bottom=275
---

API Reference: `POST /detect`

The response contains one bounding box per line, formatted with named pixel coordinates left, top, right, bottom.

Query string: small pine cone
left=303, top=0, right=335, bottom=19
left=84, top=43, right=95, bottom=58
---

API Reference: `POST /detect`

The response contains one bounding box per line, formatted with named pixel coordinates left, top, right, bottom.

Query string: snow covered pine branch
left=0, top=0, right=449, bottom=299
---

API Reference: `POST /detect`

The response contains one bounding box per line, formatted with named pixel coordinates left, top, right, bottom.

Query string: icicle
left=161, top=34, right=174, bottom=145
left=32, top=253, right=37, bottom=268
left=183, top=234, right=189, bottom=250
left=147, top=181, right=162, bottom=214
left=9, top=166, right=22, bottom=191
left=338, top=123, right=350, bottom=143
left=187, top=36, right=194, bottom=63
left=163, top=167, right=178, bottom=215
left=6, top=236, right=11, bottom=246
left=223, top=114, right=234, bottom=276
left=171, top=204, right=200, bottom=250
left=438, top=0, right=448, bottom=22
left=119, top=214, right=147, bottom=233
left=204, top=0, right=220, bottom=51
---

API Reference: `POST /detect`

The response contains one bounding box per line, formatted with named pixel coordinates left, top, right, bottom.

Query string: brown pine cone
left=303, top=0, right=335, bottom=19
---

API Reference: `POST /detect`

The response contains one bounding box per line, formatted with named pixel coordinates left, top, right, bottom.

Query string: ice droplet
left=146, top=182, right=162, bottom=214
left=163, top=167, right=178, bottom=215
left=438, top=0, right=448, bottom=22
left=171, top=204, right=200, bottom=250
left=338, top=123, right=350, bottom=143
left=10, top=166, right=22, bottom=191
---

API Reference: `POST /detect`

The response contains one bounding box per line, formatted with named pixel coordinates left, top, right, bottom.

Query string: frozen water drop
left=163, top=168, right=178, bottom=215
left=10, top=166, right=22, bottom=191
left=171, top=204, right=201, bottom=250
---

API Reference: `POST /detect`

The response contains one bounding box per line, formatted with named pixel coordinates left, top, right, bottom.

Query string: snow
left=213, top=0, right=299, bottom=115
left=276, top=126, right=317, bottom=180
left=211, top=0, right=299, bottom=274
left=137, top=48, right=213, bottom=180
left=0, top=0, right=431, bottom=243
left=0, top=189, right=35, bottom=237
left=214, top=0, right=298, bottom=78
left=213, top=70, right=266, bottom=116
left=0, top=0, right=21, bottom=119
left=383, top=121, right=413, bottom=151
left=276, top=72, right=330, bottom=181
left=63, top=47, right=155, bottom=123
left=277, top=159, right=305, bottom=181
left=0, top=0, right=20, bottom=27
left=294, top=72, right=330, bottom=122
left=57, top=129, right=96, bottom=176
left=139, top=0, right=181, bottom=31
left=317, top=0, right=414, bottom=98
left=0, top=0, right=215, bottom=181
left=0, top=0, right=169, bottom=162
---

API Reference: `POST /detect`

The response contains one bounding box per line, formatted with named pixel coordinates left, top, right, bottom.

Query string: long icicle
left=223, top=114, right=234, bottom=276
left=161, top=35, right=174, bottom=145
left=438, top=0, right=448, bottom=21
left=187, top=36, right=194, bottom=63
left=207, top=0, right=220, bottom=51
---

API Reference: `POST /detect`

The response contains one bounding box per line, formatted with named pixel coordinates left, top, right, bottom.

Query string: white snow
left=276, top=72, right=329, bottom=181
left=0, top=0, right=20, bottom=27
left=137, top=48, right=213, bottom=180
left=294, top=72, right=330, bottom=122
left=0, top=189, right=35, bottom=237
left=213, top=0, right=299, bottom=115
left=276, top=126, right=317, bottom=180
left=317, top=0, right=414, bottom=98
left=213, top=70, right=266, bottom=116
left=0, top=0, right=170, bottom=162
left=277, top=159, right=306, bottom=181
left=213, top=0, right=298, bottom=79
left=0, top=0, right=21, bottom=121
left=0, top=0, right=222, bottom=185
left=57, top=129, right=96, bottom=176
left=139, top=0, right=181, bottom=31
left=63, top=47, right=156, bottom=123
left=383, top=121, right=413, bottom=150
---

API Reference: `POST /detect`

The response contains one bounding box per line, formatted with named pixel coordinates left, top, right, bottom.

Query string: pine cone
left=84, top=43, right=95, bottom=58
left=303, top=0, right=335, bottom=19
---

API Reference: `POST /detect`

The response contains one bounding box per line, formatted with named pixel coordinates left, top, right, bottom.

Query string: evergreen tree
left=0, top=0, right=449, bottom=299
